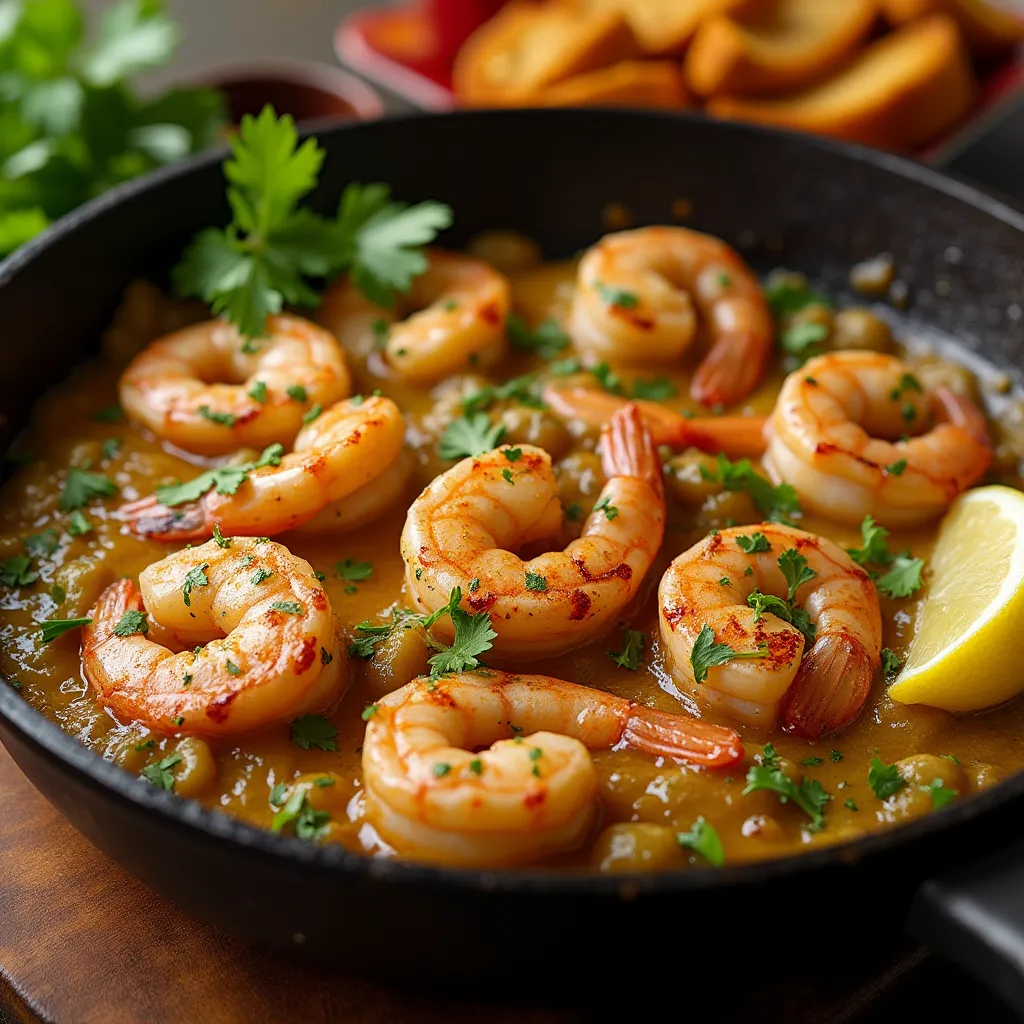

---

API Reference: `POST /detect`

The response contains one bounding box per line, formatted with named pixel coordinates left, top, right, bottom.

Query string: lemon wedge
left=889, top=485, right=1024, bottom=712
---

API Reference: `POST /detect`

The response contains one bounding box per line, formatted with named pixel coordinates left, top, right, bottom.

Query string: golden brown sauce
left=3, top=261, right=1024, bottom=873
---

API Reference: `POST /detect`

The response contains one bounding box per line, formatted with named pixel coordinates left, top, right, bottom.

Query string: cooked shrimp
left=569, top=227, right=773, bottom=407
left=119, top=315, right=351, bottom=456
left=120, top=396, right=406, bottom=541
left=362, top=670, right=743, bottom=867
left=81, top=538, right=346, bottom=736
left=543, top=384, right=768, bottom=458
left=401, top=405, right=664, bottom=659
left=659, top=523, right=881, bottom=739
left=767, top=351, right=992, bottom=527
left=320, top=248, right=511, bottom=383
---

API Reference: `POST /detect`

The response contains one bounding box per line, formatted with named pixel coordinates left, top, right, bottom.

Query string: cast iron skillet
left=1, top=109, right=1024, bottom=1006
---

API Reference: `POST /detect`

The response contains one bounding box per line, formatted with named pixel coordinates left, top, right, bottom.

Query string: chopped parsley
left=868, top=756, right=905, bottom=800
left=503, top=447, right=522, bottom=462
left=744, top=763, right=830, bottom=830
left=801, top=756, right=824, bottom=767
left=251, top=567, right=273, bottom=585
left=102, top=438, right=121, bottom=461
left=502, top=468, right=514, bottom=485
left=113, top=610, right=147, bottom=636
left=590, top=362, right=624, bottom=395
left=439, top=412, right=506, bottom=460
left=49, top=584, right=66, bottom=604
left=676, top=817, right=725, bottom=867
left=59, top=467, right=118, bottom=511
left=212, top=523, right=231, bottom=548
left=0, top=555, right=37, bottom=588
left=156, top=443, right=284, bottom=507
left=764, top=277, right=832, bottom=319
left=608, top=628, right=645, bottom=670
left=434, top=763, right=451, bottom=778
left=468, top=758, right=483, bottom=776
left=631, top=376, right=677, bottom=401
left=927, top=778, right=958, bottom=810
left=595, top=282, right=638, bottom=308
left=286, top=384, right=307, bottom=402
left=885, top=458, right=907, bottom=476
left=68, top=510, right=93, bottom=537
left=181, top=563, right=209, bottom=606
left=846, top=515, right=925, bottom=599
left=427, top=590, right=498, bottom=678
left=248, top=380, right=268, bottom=403
left=40, top=617, right=92, bottom=643
left=690, top=623, right=767, bottom=683
left=781, top=322, right=828, bottom=361
left=290, top=714, right=338, bottom=751
left=506, top=314, right=568, bottom=358
left=271, top=789, right=331, bottom=841
left=736, top=532, right=770, bottom=554
left=361, top=704, right=379, bottom=721
left=700, top=453, right=801, bottom=524
left=302, top=403, right=322, bottom=425
left=141, top=752, right=183, bottom=791
left=594, top=496, right=619, bottom=520
left=270, top=601, right=303, bottom=615
left=226, top=660, right=241, bottom=676
left=24, top=529, right=59, bottom=557
left=320, top=646, right=333, bottom=665
left=198, top=405, right=236, bottom=427
left=830, top=750, right=844, bottom=763
left=881, top=647, right=902, bottom=680
left=525, top=571, right=547, bottom=592
left=844, top=798, right=859, bottom=812
left=336, top=558, right=373, bottom=582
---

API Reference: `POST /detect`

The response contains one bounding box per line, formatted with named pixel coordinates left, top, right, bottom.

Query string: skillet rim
left=2, top=107, right=1024, bottom=896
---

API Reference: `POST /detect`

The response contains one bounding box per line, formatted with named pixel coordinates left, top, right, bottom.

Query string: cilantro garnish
left=427, top=592, right=497, bottom=679
left=590, top=362, right=624, bottom=395
left=0, top=555, right=38, bottom=588
left=525, top=571, right=547, bottom=592
left=744, top=763, right=830, bottom=830
left=700, top=453, right=800, bottom=524
left=779, top=548, right=816, bottom=601
left=290, top=714, right=338, bottom=752
left=113, top=610, right=147, bottom=636
left=102, top=437, right=121, bottom=460
left=460, top=373, right=545, bottom=416
left=608, top=628, right=645, bottom=670
left=181, top=563, right=209, bottom=606
left=631, top=376, right=677, bottom=401
left=676, top=816, right=725, bottom=866
left=212, top=523, right=231, bottom=548
left=594, top=496, right=619, bottom=520
left=336, top=558, right=373, bottom=583
left=173, top=106, right=451, bottom=341
left=868, top=756, right=905, bottom=800
left=886, top=458, right=907, bottom=476
left=439, top=412, right=506, bottom=460
left=141, top=751, right=183, bottom=791
left=846, top=515, right=924, bottom=599
left=506, top=314, right=568, bottom=358
left=270, top=600, right=303, bottom=615
left=24, top=529, right=59, bottom=557
left=286, top=384, right=307, bottom=402
left=248, top=380, right=268, bottom=403
left=251, top=567, right=273, bottom=585
left=764, top=276, right=832, bottom=319
left=271, top=788, right=331, bottom=841
left=59, top=467, right=118, bottom=511
left=927, top=779, right=958, bottom=810
left=40, top=617, right=92, bottom=643
left=760, top=742, right=781, bottom=770
left=801, top=756, right=823, bottom=767
left=361, top=704, right=379, bottom=721
left=781, top=322, right=828, bottom=361
left=690, top=624, right=767, bottom=683
left=595, top=282, right=638, bottom=309
left=737, top=532, right=770, bottom=554
left=198, top=405, right=235, bottom=427
left=156, top=443, right=283, bottom=507
left=881, top=647, right=901, bottom=680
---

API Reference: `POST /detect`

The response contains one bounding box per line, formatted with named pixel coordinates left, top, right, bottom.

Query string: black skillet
left=1, top=109, right=1024, bottom=1008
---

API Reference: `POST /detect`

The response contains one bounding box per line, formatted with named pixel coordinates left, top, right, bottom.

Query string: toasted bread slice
left=533, top=60, right=689, bottom=107
left=687, top=0, right=879, bottom=97
left=564, top=0, right=774, bottom=55
left=881, top=0, right=1023, bottom=58
left=707, top=14, right=976, bottom=150
left=452, top=2, right=640, bottom=106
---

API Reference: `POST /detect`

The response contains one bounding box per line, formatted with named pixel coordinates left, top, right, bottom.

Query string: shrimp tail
left=691, top=329, right=770, bottom=409
left=779, top=633, right=875, bottom=740
left=118, top=495, right=210, bottom=542
left=934, top=386, right=993, bottom=448
left=600, top=403, right=663, bottom=498
left=623, top=706, right=744, bottom=768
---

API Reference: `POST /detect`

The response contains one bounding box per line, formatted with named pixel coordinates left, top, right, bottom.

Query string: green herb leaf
left=336, top=558, right=373, bottom=582
left=594, top=496, right=619, bottom=521
left=141, top=751, right=183, bottom=791
left=40, top=617, right=92, bottom=643
left=778, top=548, right=816, bottom=601
left=701, top=453, right=801, bottom=524
left=631, top=376, right=677, bottom=401
left=868, top=756, right=905, bottom=800
left=764, top=277, right=832, bottom=319
left=24, top=529, right=59, bottom=557
left=525, top=571, right=547, bottom=592
left=113, top=609, right=147, bottom=636
left=736, top=532, right=770, bottom=554
left=595, top=282, right=638, bottom=309
left=881, top=647, right=901, bottom=680
left=248, top=380, right=268, bottom=403
left=271, top=787, right=331, bottom=841
left=846, top=515, right=891, bottom=566
left=744, top=764, right=830, bottom=830
left=0, top=554, right=38, bottom=588
left=780, top=322, right=828, bottom=360
left=155, top=443, right=283, bottom=507
left=439, top=412, right=506, bottom=460
left=59, top=467, right=117, bottom=511
left=270, top=600, right=303, bottom=615
left=426, top=595, right=497, bottom=679
left=181, top=563, right=209, bottom=606
left=608, top=627, right=645, bottom=670
left=926, top=778, right=958, bottom=810
left=690, top=623, right=767, bottom=683
left=290, top=714, right=338, bottom=752
left=676, top=816, right=725, bottom=866
left=877, top=556, right=925, bottom=599
left=506, top=314, right=568, bottom=358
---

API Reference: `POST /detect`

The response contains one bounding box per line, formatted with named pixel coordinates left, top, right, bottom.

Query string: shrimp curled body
left=768, top=351, right=991, bottom=527
left=121, top=396, right=407, bottom=541
left=659, top=524, right=881, bottom=739
left=362, top=670, right=743, bottom=867
left=81, top=539, right=346, bottom=736
left=320, top=249, right=511, bottom=383
left=569, top=226, right=773, bottom=408
left=401, top=405, right=665, bottom=659
left=119, top=315, right=351, bottom=456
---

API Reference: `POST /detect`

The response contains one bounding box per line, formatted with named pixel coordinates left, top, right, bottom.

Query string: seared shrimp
left=320, top=248, right=511, bottom=383
left=121, top=396, right=406, bottom=541
left=569, top=227, right=773, bottom=407
left=401, top=405, right=664, bottom=659
left=362, top=670, right=743, bottom=867
left=659, top=524, right=881, bottom=738
left=119, top=315, right=351, bottom=456
left=81, top=539, right=346, bottom=736
left=543, top=384, right=768, bottom=458
left=768, top=351, right=992, bottom=527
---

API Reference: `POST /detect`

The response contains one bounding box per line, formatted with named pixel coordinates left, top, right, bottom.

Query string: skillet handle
left=911, top=840, right=1024, bottom=1014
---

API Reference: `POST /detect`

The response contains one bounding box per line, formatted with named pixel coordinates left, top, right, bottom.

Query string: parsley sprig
left=690, top=623, right=767, bottom=683
left=173, top=105, right=452, bottom=342
left=700, top=454, right=801, bottom=524
left=846, top=515, right=925, bottom=599
left=744, top=762, right=830, bottom=831
left=156, top=443, right=283, bottom=507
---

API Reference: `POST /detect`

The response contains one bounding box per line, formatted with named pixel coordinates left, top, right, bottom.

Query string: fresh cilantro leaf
left=271, top=600, right=303, bottom=615
left=181, top=563, right=209, bottom=606
left=271, top=787, right=331, bottom=840
left=737, top=532, right=770, bottom=554
left=0, top=554, right=37, bottom=588
left=781, top=322, right=828, bottom=361
left=778, top=548, right=816, bottom=601
left=101, top=438, right=121, bottom=461
left=427, top=600, right=497, bottom=679
left=66, top=509, right=92, bottom=536
left=595, top=282, right=638, bottom=309
left=286, top=384, right=307, bottom=402
left=886, top=458, right=907, bottom=476
left=631, top=376, right=677, bottom=401
left=868, top=756, right=905, bottom=800
left=155, top=443, right=283, bottom=507
left=59, top=467, right=117, bottom=511
left=847, top=515, right=890, bottom=566
left=744, top=764, right=830, bottom=830
left=701, top=453, right=801, bottom=524
left=525, top=571, right=547, bottom=592
left=49, top=584, right=66, bottom=604
left=248, top=380, right=268, bottom=403
left=347, top=621, right=393, bottom=659
left=40, top=617, right=92, bottom=643
left=81, top=0, right=180, bottom=87
left=251, top=567, right=273, bottom=585
left=503, top=447, right=522, bottom=462
left=676, top=816, right=725, bottom=866
left=550, top=357, right=582, bottom=376
left=113, top=610, right=147, bottom=636
left=290, top=714, right=338, bottom=752
left=747, top=589, right=791, bottom=623
left=24, top=528, right=59, bottom=557
left=926, top=778, right=958, bottom=810
left=302, top=403, right=322, bottom=425
left=361, top=704, right=379, bottom=721
left=690, top=623, right=767, bottom=683
left=844, top=798, right=859, bottom=812
left=198, top=405, right=235, bottom=427
left=590, top=362, right=624, bottom=395
left=594, top=496, right=619, bottom=520
left=881, top=647, right=901, bottom=680
left=506, top=313, right=568, bottom=358
left=141, top=751, right=183, bottom=791
left=764, top=277, right=832, bottom=319
left=877, top=556, right=925, bottom=599
left=439, top=412, right=506, bottom=460
left=212, top=523, right=232, bottom=548
left=608, top=628, right=645, bottom=670
left=336, top=558, right=373, bottom=582
left=760, top=742, right=781, bottom=770
left=831, top=750, right=844, bottom=763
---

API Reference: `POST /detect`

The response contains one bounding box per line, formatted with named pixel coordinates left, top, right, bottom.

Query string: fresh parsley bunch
left=173, top=105, right=453, bottom=342
left=0, top=0, right=225, bottom=254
